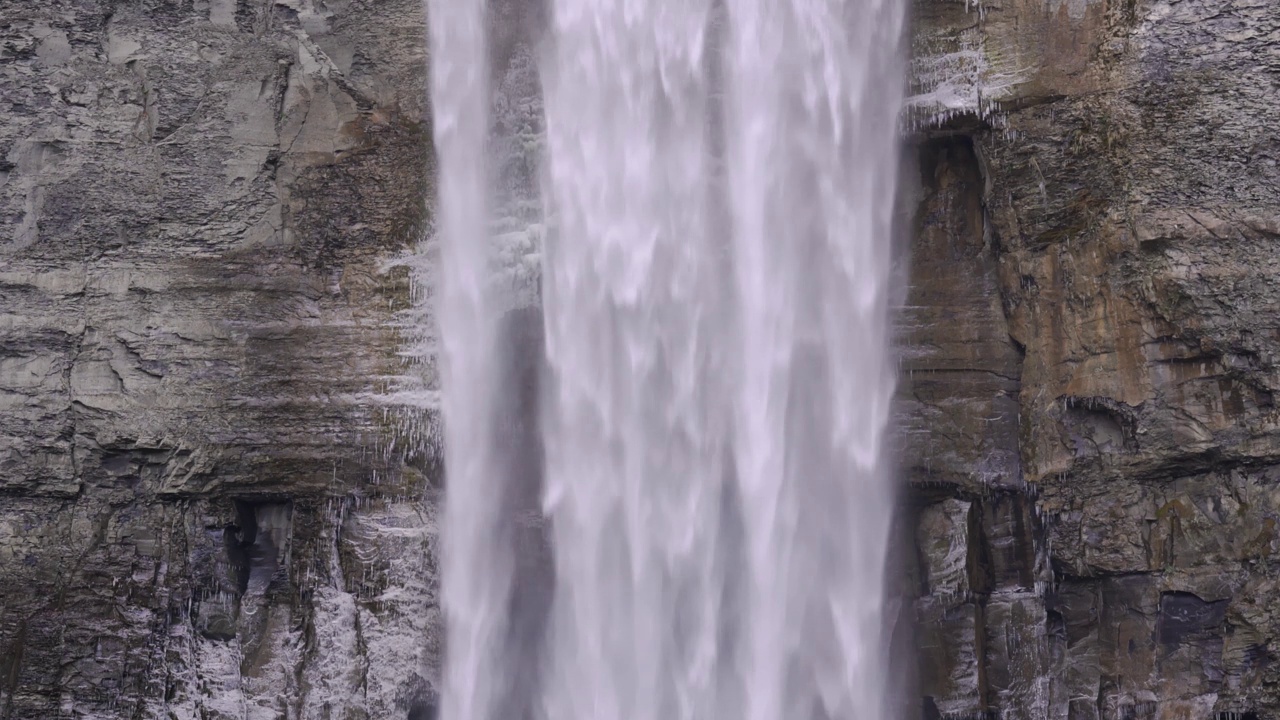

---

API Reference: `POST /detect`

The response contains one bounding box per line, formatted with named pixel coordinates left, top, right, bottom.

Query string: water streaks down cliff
left=429, top=1, right=907, bottom=718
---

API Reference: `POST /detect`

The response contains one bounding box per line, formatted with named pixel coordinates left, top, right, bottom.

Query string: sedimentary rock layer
left=0, top=1, right=440, bottom=717
left=905, top=0, right=1280, bottom=716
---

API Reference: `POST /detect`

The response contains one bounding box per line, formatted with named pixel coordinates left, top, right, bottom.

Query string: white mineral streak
left=907, top=12, right=1026, bottom=127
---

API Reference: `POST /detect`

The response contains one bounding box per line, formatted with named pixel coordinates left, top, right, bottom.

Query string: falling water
left=428, top=4, right=513, bottom=720
left=430, top=0, right=906, bottom=718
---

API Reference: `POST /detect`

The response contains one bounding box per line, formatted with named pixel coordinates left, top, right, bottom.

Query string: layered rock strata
left=0, top=1, right=440, bottom=717
left=2, top=0, right=1278, bottom=718
left=904, top=0, right=1280, bottom=716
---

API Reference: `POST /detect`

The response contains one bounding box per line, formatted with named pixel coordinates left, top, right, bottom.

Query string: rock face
left=904, top=0, right=1280, bottom=717
left=0, top=0, right=440, bottom=717
left=3, top=0, right=1278, bottom=718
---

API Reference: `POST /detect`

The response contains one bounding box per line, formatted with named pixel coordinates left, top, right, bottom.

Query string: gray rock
left=3, top=0, right=1277, bottom=717
left=0, top=0, right=439, bottom=717
left=905, top=0, right=1280, bottom=715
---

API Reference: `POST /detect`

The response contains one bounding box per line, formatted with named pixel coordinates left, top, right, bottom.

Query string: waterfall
left=428, top=4, right=512, bottom=720
left=429, top=0, right=906, bottom=718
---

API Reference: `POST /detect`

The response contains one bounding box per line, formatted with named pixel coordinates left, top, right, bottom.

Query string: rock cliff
left=1, top=0, right=1277, bottom=718
left=905, top=0, right=1280, bottom=716
left=0, top=0, right=440, bottom=717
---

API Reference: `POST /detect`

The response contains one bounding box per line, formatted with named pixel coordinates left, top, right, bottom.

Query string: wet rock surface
left=0, top=0, right=439, bottom=717
left=2, top=0, right=1278, bottom=717
left=905, top=0, right=1280, bottom=716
